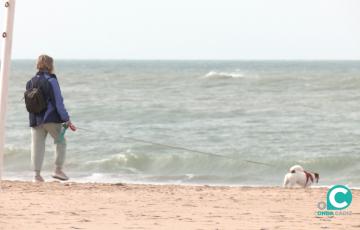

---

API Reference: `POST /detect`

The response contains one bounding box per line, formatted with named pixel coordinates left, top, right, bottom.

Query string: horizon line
left=7, top=58, right=360, bottom=61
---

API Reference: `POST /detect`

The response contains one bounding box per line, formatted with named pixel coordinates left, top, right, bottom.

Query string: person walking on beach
left=25, top=55, right=76, bottom=182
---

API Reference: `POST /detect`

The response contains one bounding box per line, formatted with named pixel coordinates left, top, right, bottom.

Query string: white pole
left=0, top=0, right=16, bottom=180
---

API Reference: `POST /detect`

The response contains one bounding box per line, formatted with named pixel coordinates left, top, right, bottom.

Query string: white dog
left=283, top=165, right=319, bottom=188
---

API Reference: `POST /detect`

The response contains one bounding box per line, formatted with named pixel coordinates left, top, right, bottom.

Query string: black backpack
left=24, top=77, right=49, bottom=113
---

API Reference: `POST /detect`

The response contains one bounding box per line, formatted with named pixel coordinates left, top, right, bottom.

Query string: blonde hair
left=36, top=54, right=54, bottom=73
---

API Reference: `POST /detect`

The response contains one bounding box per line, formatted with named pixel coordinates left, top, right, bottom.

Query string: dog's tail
left=314, top=173, right=319, bottom=183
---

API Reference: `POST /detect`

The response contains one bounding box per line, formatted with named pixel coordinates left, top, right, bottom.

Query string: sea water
left=3, top=60, right=360, bottom=186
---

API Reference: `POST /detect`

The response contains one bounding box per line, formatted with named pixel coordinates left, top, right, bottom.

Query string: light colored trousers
left=31, top=123, right=66, bottom=171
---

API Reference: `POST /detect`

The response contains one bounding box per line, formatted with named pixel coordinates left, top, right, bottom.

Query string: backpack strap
left=30, top=78, right=34, bottom=88
left=30, top=74, right=43, bottom=89
left=31, top=72, right=54, bottom=88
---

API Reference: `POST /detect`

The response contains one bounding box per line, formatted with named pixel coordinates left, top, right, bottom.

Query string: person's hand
left=66, top=121, right=77, bottom=131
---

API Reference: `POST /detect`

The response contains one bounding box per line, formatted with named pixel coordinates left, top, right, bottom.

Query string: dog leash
left=76, top=126, right=274, bottom=167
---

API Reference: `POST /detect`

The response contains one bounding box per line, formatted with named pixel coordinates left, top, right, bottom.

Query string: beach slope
left=0, top=181, right=359, bottom=229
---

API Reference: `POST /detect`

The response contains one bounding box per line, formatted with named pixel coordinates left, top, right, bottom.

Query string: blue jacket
left=26, top=72, right=70, bottom=127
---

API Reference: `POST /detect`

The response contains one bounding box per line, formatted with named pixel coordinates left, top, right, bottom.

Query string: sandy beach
left=0, top=181, right=358, bottom=229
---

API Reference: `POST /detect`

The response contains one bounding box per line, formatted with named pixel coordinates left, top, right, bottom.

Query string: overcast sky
left=1, top=0, right=359, bottom=60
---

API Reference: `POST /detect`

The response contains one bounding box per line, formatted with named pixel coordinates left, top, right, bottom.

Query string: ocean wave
left=80, top=151, right=360, bottom=175
left=3, top=146, right=30, bottom=171
left=203, top=71, right=244, bottom=79
left=4, top=146, right=360, bottom=186
left=5, top=146, right=360, bottom=175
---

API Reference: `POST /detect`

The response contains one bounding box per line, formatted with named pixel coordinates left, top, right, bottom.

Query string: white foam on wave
left=203, top=70, right=244, bottom=79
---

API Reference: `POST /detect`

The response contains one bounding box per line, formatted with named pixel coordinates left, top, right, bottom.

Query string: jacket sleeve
left=48, top=78, right=70, bottom=122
